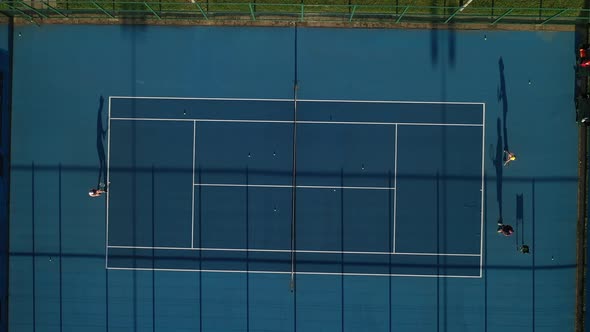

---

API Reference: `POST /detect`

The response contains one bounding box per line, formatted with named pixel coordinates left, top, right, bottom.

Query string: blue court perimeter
left=6, top=25, right=578, bottom=332
left=106, top=97, right=485, bottom=278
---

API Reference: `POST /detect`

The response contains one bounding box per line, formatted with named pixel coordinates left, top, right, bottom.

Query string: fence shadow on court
left=11, top=162, right=577, bottom=183
left=9, top=249, right=573, bottom=272
left=12, top=161, right=572, bottom=326
left=16, top=159, right=573, bottom=272
left=429, top=2, right=456, bottom=68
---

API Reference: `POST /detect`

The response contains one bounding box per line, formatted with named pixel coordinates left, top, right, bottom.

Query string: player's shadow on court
left=96, top=96, right=107, bottom=186
left=515, top=194, right=524, bottom=250
left=490, top=118, right=504, bottom=218
left=498, top=57, right=510, bottom=151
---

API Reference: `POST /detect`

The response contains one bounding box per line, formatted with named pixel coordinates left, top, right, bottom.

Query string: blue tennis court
left=5, top=24, right=578, bottom=332
left=106, top=97, right=484, bottom=278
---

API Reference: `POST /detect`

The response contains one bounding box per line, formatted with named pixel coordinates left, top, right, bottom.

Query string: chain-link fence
left=1, top=0, right=587, bottom=25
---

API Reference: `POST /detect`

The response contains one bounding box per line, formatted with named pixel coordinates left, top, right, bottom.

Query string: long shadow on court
left=516, top=193, right=524, bottom=250
left=9, top=251, right=574, bottom=271
left=498, top=57, right=510, bottom=151
left=448, top=21, right=456, bottom=68
left=429, top=1, right=456, bottom=68
left=429, top=0, right=439, bottom=67
left=0, top=44, right=10, bottom=332
left=492, top=118, right=504, bottom=219
left=96, top=96, right=107, bottom=187
left=9, top=163, right=578, bottom=183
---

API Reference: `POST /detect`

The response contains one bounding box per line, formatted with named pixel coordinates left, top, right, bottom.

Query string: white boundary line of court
left=107, top=245, right=480, bottom=257
left=106, top=98, right=487, bottom=275
left=106, top=266, right=481, bottom=278
left=393, top=124, right=398, bottom=253
left=110, top=96, right=485, bottom=106
left=191, top=121, right=196, bottom=249
left=105, top=97, right=112, bottom=269
left=193, top=183, right=396, bottom=190
left=479, top=104, right=486, bottom=277
left=110, top=117, right=483, bottom=127
left=298, top=99, right=485, bottom=105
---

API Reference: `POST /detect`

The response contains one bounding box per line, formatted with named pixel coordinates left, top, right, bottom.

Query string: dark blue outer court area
left=4, top=25, right=578, bottom=332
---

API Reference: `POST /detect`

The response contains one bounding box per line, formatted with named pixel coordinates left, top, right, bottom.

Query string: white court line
left=110, top=117, right=483, bottom=127
left=300, top=121, right=482, bottom=127
left=298, top=99, right=485, bottom=106
left=393, top=124, right=398, bottom=253
left=480, top=104, right=486, bottom=277
left=106, top=266, right=481, bottom=278
left=392, top=252, right=480, bottom=257
left=106, top=97, right=487, bottom=273
left=191, top=121, right=196, bottom=249
left=193, top=183, right=396, bottom=191
left=105, top=96, right=112, bottom=269
left=110, top=96, right=485, bottom=106
left=111, top=96, right=292, bottom=102
left=111, top=117, right=291, bottom=123
left=107, top=245, right=480, bottom=257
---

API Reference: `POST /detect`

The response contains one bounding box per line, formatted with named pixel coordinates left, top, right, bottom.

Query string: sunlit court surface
left=5, top=24, right=578, bottom=331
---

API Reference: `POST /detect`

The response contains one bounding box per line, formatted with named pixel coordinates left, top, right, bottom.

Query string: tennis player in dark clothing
left=497, top=217, right=514, bottom=236
left=89, top=182, right=108, bottom=197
